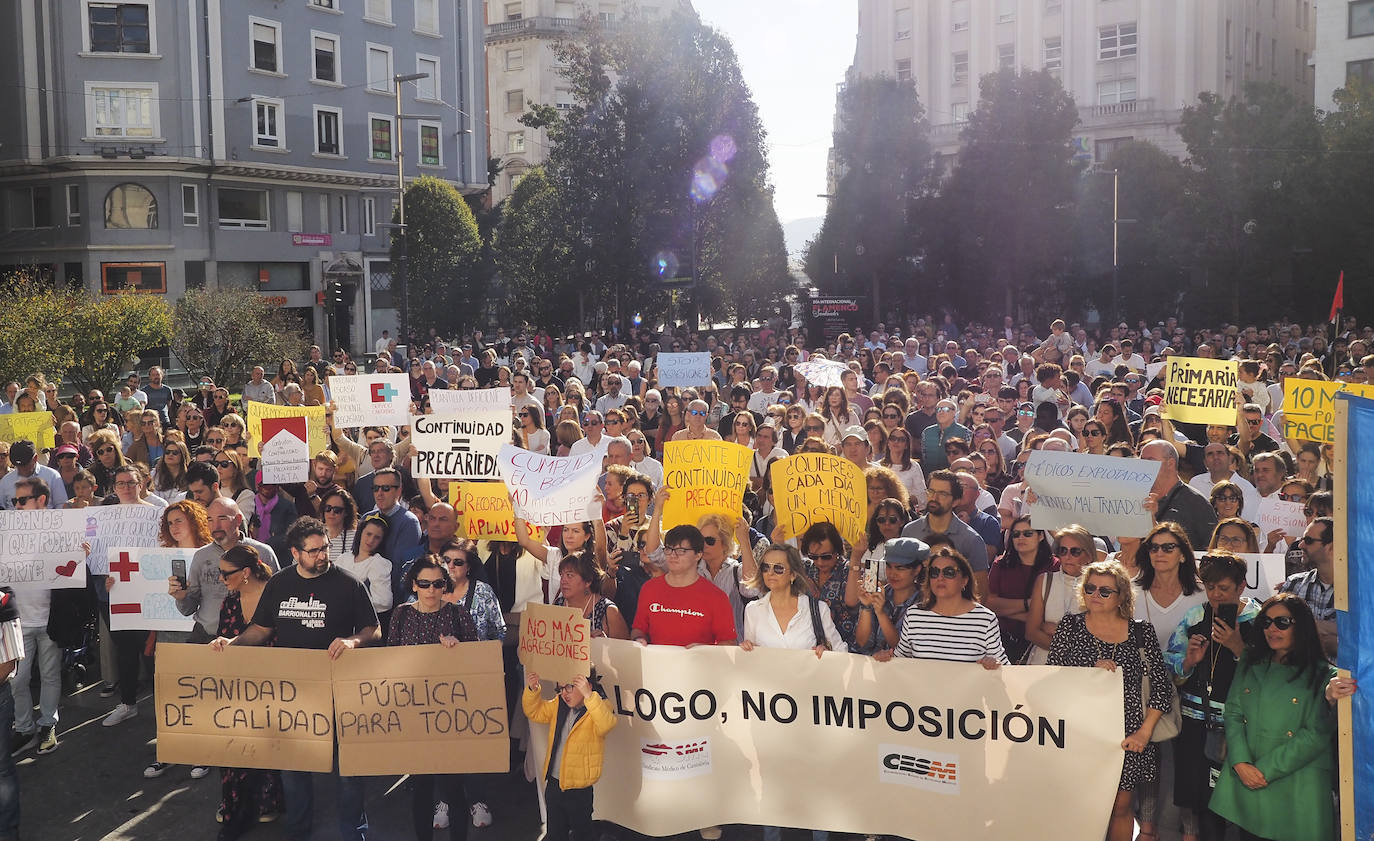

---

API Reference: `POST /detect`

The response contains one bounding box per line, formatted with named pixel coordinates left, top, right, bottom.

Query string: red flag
left=1329, top=271, right=1344, bottom=324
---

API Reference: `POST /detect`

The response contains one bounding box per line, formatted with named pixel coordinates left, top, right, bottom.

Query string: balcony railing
left=1080, top=98, right=1156, bottom=119
left=486, top=16, right=602, bottom=41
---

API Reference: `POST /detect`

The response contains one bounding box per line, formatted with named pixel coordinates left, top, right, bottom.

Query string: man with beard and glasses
left=901, top=469, right=989, bottom=599
left=171, top=497, right=279, bottom=642
left=210, top=517, right=379, bottom=841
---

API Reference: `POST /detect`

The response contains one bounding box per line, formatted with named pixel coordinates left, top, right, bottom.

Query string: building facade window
left=370, top=115, right=395, bottom=160
left=1095, top=136, right=1133, bottom=162
left=286, top=192, right=304, bottom=233
left=416, top=55, right=440, bottom=100
left=182, top=184, right=199, bottom=226
left=362, top=197, right=376, bottom=236
left=338, top=196, right=348, bottom=234
left=1350, top=58, right=1374, bottom=85
left=1099, top=23, right=1138, bottom=60
left=896, top=58, right=912, bottom=82
left=315, top=106, right=342, bottom=155
left=86, top=2, right=152, bottom=54
left=505, top=3, right=524, bottom=21
left=312, top=32, right=340, bottom=83
left=895, top=7, right=911, bottom=39
left=7, top=187, right=53, bottom=230
left=1043, top=37, right=1062, bottom=70
left=953, top=51, right=968, bottom=83
left=998, top=43, right=1015, bottom=70
left=87, top=84, right=157, bottom=138
left=1045, top=0, right=1062, bottom=13
left=997, top=0, right=1016, bottom=23
left=505, top=48, right=524, bottom=71
left=217, top=188, right=270, bottom=229
left=555, top=88, right=573, bottom=110
left=365, top=0, right=392, bottom=24
left=253, top=97, right=284, bottom=148
left=1352, top=0, right=1374, bottom=37
left=367, top=44, right=393, bottom=92
left=66, top=185, right=82, bottom=226
left=250, top=18, right=282, bottom=73
left=507, top=89, right=525, bottom=113
left=507, top=130, right=525, bottom=154
left=951, top=102, right=970, bottom=123
left=104, top=183, right=158, bottom=229
left=952, top=0, right=969, bottom=31
left=101, top=262, right=165, bottom=294
left=419, top=121, right=441, bottom=166
left=415, top=0, right=440, bottom=33
left=310, top=0, right=337, bottom=9
left=1097, top=78, right=1137, bottom=105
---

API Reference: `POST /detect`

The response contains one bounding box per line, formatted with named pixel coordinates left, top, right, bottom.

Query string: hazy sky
left=692, top=1, right=857, bottom=224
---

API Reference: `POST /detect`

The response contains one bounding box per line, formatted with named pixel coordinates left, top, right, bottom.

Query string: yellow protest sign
left=661, top=440, right=752, bottom=530
left=1162, top=357, right=1238, bottom=425
left=0, top=412, right=55, bottom=450
left=769, top=453, right=867, bottom=546
left=449, top=481, right=542, bottom=542
left=1282, top=379, right=1374, bottom=444
left=246, top=402, right=327, bottom=457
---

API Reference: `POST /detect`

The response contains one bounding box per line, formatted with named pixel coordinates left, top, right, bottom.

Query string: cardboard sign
left=1238, top=553, right=1288, bottom=603
left=329, top=374, right=411, bottom=428
left=588, top=638, right=1125, bottom=839
left=0, top=412, right=55, bottom=450
left=661, top=440, right=751, bottom=530
left=0, top=509, right=88, bottom=589
left=449, top=481, right=541, bottom=542
left=517, top=602, right=591, bottom=684
left=1257, top=497, right=1307, bottom=541
left=769, top=453, right=867, bottom=546
left=1162, top=357, right=1239, bottom=425
left=428, top=385, right=510, bottom=415
left=155, top=644, right=336, bottom=773
left=331, top=641, right=509, bottom=776
left=246, top=402, right=327, bottom=458
left=655, top=353, right=712, bottom=388
left=1021, top=450, right=1160, bottom=537
left=496, top=445, right=602, bottom=527
left=411, top=409, right=509, bottom=480
left=108, top=547, right=198, bottom=631
left=793, top=359, right=849, bottom=389
left=259, top=416, right=309, bottom=485
left=1282, top=379, right=1374, bottom=444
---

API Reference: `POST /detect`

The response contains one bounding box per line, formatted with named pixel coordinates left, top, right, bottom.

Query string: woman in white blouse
left=336, top=514, right=395, bottom=625
left=516, top=404, right=550, bottom=455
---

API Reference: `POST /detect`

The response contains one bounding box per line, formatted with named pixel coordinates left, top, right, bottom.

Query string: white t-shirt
left=1132, top=586, right=1208, bottom=653
left=1084, top=357, right=1117, bottom=378
left=632, top=455, right=664, bottom=488
left=568, top=435, right=609, bottom=460
left=1111, top=353, right=1147, bottom=372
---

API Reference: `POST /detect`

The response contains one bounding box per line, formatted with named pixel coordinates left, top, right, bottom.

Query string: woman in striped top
left=882, top=546, right=1007, bottom=667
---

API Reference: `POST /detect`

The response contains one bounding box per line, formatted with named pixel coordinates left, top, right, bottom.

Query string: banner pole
left=1333, top=397, right=1354, bottom=841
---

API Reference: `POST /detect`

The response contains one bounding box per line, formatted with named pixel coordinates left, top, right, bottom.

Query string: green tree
left=391, top=175, right=482, bottom=338
left=170, top=288, right=308, bottom=390
left=929, top=68, right=1080, bottom=318
left=64, top=293, right=173, bottom=396
left=0, top=272, right=78, bottom=391
left=494, top=168, right=576, bottom=329
left=804, top=75, right=932, bottom=320
left=1309, top=81, right=1374, bottom=319
left=1177, top=83, right=1322, bottom=322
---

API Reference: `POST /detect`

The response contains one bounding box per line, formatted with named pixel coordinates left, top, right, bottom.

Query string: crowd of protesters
left=0, top=310, right=1361, bottom=841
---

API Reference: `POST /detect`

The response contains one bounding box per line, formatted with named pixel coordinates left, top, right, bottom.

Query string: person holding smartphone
left=1165, top=552, right=1261, bottom=841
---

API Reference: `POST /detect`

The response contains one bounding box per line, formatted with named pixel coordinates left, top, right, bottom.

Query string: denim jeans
left=12, top=625, right=60, bottom=731
left=280, top=746, right=367, bottom=841
left=0, top=683, right=20, bottom=839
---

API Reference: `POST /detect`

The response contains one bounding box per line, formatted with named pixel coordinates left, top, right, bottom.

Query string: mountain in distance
left=782, top=216, right=823, bottom=258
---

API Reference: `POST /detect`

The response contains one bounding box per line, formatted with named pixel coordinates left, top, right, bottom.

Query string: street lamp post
left=391, top=72, right=439, bottom=347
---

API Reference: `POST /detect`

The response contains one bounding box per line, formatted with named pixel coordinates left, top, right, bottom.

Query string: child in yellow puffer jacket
left=523, top=670, right=617, bottom=841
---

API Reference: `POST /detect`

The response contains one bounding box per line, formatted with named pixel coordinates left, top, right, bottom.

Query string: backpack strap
left=807, top=595, right=826, bottom=649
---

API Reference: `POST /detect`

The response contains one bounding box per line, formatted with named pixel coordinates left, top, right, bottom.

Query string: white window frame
left=1097, top=78, right=1137, bottom=105
left=951, top=102, right=970, bottom=123
left=367, top=43, right=394, bottom=93
left=415, top=54, right=440, bottom=102
left=362, top=196, right=376, bottom=236
left=953, top=51, right=968, bottom=83
left=998, top=43, right=1015, bottom=70
left=418, top=120, right=442, bottom=167
left=318, top=194, right=330, bottom=233
left=507, top=130, right=526, bottom=155
left=338, top=195, right=348, bottom=234
left=217, top=187, right=270, bottom=230
left=369, top=113, right=396, bottom=161
left=1098, top=22, right=1138, bottom=61
left=507, top=89, right=525, bottom=113
left=66, top=184, right=82, bottom=226
left=505, top=47, right=524, bottom=71
left=286, top=191, right=304, bottom=233
left=84, top=81, right=160, bottom=141
left=313, top=105, right=344, bottom=157
left=309, top=0, right=342, bottom=12
left=248, top=16, right=284, bottom=75
left=1043, top=36, right=1063, bottom=70
left=252, top=96, right=285, bottom=150
left=895, top=58, right=912, bottom=82
left=997, top=0, right=1016, bottom=23
left=894, top=7, right=912, bottom=40
left=554, top=88, right=573, bottom=110
left=311, top=30, right=341, bottom=85
left=506, top=2, right=525, bottom=21
left=364, top=0, right=393, bottom=25
left=81, top=0, right=159, bottom=57
left=952, top=0, right=969, bottom=31
left=181, top=183, right=199, bottom=226
left=415, top=0, right=440, bottom=34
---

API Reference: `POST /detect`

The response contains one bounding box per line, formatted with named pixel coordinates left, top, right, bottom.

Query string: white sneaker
left=102, top=704, right=137, bottom=727
left=470, top=802, right=493, bottom=828
left=699, top=827, right=723, bottom=840
left=433, top=801, right=449, bottom=830
left=189, top=765, right=211, bottom=780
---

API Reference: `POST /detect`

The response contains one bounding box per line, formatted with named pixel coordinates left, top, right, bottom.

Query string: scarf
left=253, top=493, right=278, bottom=543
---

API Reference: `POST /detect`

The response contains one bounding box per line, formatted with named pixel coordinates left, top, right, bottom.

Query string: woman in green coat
left=1209, top=594, right=1349, bottom=841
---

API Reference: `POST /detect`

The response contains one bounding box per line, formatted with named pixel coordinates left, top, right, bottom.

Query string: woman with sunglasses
left=985, top=515, right=1055, bottom=663
left=213, top=450, right=256, bottom=520
left=440, top=539, right=506, bottom=644
left=150, top=439, right=191, bottom=503
left=81, top=401, right=119, bottom=443
left=881, top=545, right=1006, bottom=666
left=728, top=410, right=757, bottom=448
left=1023, top=525, right=1093, bottom=664
left=1080, top=419, right=1110, bottom=455
left=389, top=554, right=479, bottom=841
left=338, top=514, right=395, bottom=630
left=320, top=489, right=359, bottom=563
left=881, top=428, right=928, bottom=511
left=1209, top=480, right=1246, bottom=523
left=844, top=500, right=911, bottom=641
left=125, top=409, right=165, bottom=469
left=1165, top=552, right=1261, bottom=841
left=1049, top=559, right=1173, bottom=841
left=780, top=405, right=808, bottom=453
left=1210, top=594, right=1353, bottom=841
left=209, top=544, right=283, bottom=836
left=87, top=429, right=126, bottom=497
left=516, top=404, right=550, bottom=455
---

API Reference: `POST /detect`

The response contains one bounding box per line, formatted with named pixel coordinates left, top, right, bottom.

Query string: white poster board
left=108, top=547, right=198, bottom=631
left=656, top=353, right=712, bottom=388
left=1022, top=450, right=1160, bottom=537
left=328, top=374, right=411, bottom=428
left=496, top=445, right=602, bottom=527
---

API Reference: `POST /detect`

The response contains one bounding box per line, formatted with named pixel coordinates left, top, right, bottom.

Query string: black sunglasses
left=1258, top=614, right=1296, bottom=630
left=807, top=552, right=837, bottom=562
left=875, top=515, right=903, bottom=525
left=1054, top=546, right=1087, bottom=558
left=414, top=578, right=446, bottom=589
left=11, top=495, right=34, bottom=506
left=761, top=563, right=789, bottom=575
left=927, top=564, right=961, bottom=580
left=1082, top=583, right=1118, bottom=597
left=1010, top=529, right=1037, bottom=539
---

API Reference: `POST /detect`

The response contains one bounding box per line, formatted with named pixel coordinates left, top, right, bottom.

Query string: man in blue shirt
left=356, top=467, right=422, bottom=599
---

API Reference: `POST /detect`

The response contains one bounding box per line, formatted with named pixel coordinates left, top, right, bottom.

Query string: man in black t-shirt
left=211, top=517, right=378, bottom=841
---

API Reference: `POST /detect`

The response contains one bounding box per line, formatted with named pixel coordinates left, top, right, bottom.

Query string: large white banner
left=427, top=386, right=510, bottom=414
left=496, top=445, right=601, bottom=526
left=656, top=353, right=712, bottom=388
left=328, top=374, right=411, bottom=428
left=412, top=411, right=509, bottom=479
left=108, top=547, right=198, bottom=631
left=1022, top=450, right=1160, bottom=537
left=0, top=506, right=161, bottom=581
left=589, top=639, right=1124, bottom=839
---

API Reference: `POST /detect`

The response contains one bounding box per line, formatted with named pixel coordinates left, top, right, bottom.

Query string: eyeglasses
left=322, top=504, right=345, bottom=515
left=883, top=413, right=901, bottom=420
left=1017, top=409, right=1034, bottom=417
left=875, top=515, right=903, bottom=525
left=114, top=480, right=139, bottom=489
left=935, top=407, right=954, bottom=414
left=373, top=484, right=399, bottom=492
left=96, top=446, right=115, bottom=455
left=414, top=578, right=446, bottom=589
left=1054, top=545, right=1087, bottom=558
left=1084, top=430, right=1105, bottom=438
left=1258, top=614, right=1296, bottom=630
left=1082, top=583, right=1118, bottom=598
left=1148, top=541, right=1180, bottom=554
left=807, top=552, right=837, bottom=562
left=1245, top=418, right=1262, bottom=426
left=1299, top=535, right=1329, bottom=546
left=299, top=546, right=329, bottom=557
left=443, top=555, right=468, bottom=566
left=664, top=546, right=696, bottom=557
left=1010, top=529, right=1037, bottom=539
left=1279, top=493, right=1307, bottom=502
left=687, top=409, right=707, bottom=417
left=1214, top=493, right=1241, bottom=502
left=761, top=563, right=789, bottom=575
left=94, top=408, right=108, bottom=413
left=927, top=565, right=961, bottom=580
left=11, top=495, right=34, bottom=506
left=703, top=536, right=719, bottom=546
